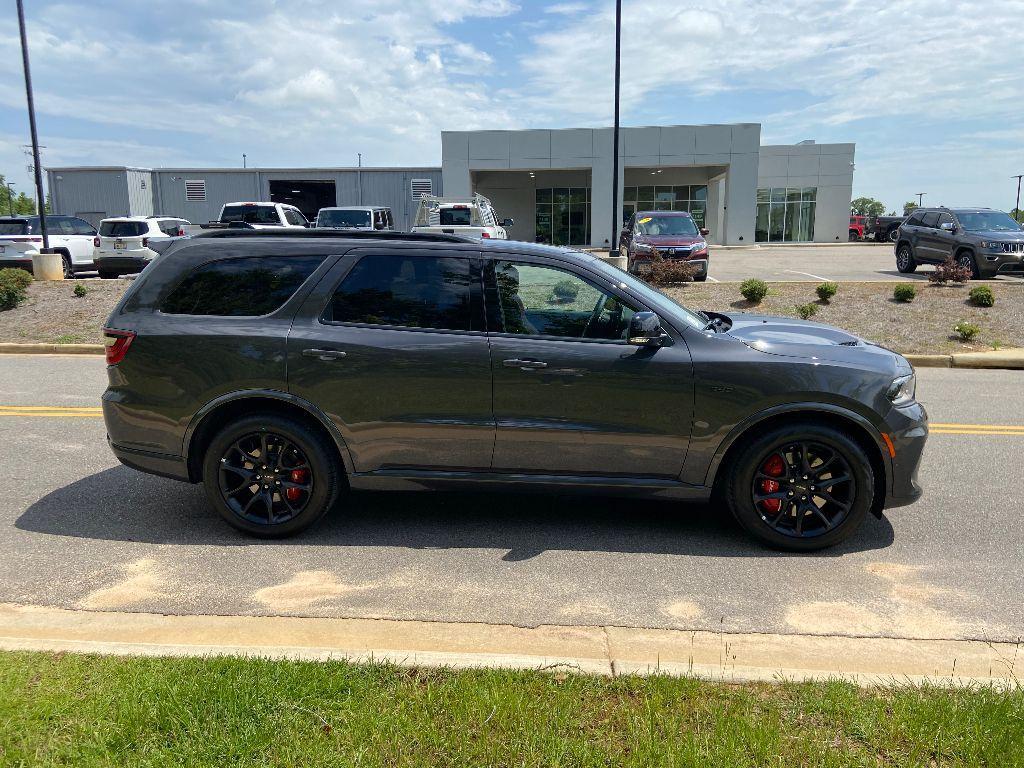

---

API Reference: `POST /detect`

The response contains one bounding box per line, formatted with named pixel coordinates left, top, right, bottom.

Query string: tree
left=850, top=197, right=886, bottom=218
left=903, top=201, right=919, bottom=216
left=1013, top=208, right=1023, bottom=224
left=0, top=174, right=44, bottom=215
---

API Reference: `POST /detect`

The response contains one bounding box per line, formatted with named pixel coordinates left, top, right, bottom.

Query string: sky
left=0, top=0, right=1022, bottom=214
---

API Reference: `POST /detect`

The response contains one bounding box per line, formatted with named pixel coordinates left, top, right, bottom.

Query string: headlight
left=633, top=242, right=653, bottom=253
left=980, top=241, right=1003, bottom=250
left=886, top=373, right=916, bottom=405
left=692, top=240, right=708, bottom=252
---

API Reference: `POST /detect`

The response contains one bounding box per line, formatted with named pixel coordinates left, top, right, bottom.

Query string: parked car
left=872, top=215, right=905, bottom=242
left=849, top=215, right=868, bottom=241
left=93, top=216, right=190, bottom=278
left=101, top=229, right=925, bottom=551
left=204, top=202, right=309, bottom=229
left=315, top=206, right=393, bottom=231
left=619, top=210, right=710, bottom=281
left=411, top=194, right=511, bottom=239
left=895, top=207, right=1024, bottom=279
left=0, top=215, right=97, bottom=277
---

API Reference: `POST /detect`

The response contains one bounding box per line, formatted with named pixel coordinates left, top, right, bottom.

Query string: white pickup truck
left=202, top=202, right=309, bottom=230
left=411, top=194, right=512, bottom=240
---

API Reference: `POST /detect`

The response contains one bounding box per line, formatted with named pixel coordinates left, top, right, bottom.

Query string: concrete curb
left=904, top=354, right=952, bottom=368
left=0, top=342, right=104, bottom=356
left=0, top=602, right=1018, bottom=688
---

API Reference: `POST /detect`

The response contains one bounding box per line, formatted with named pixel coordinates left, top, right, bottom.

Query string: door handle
left=302, top=348, right=347, bottom=361
left=503, top=358, right=548, bottom=370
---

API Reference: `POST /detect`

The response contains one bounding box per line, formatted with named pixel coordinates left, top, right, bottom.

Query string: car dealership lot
left=0, top=353, right=1021, bottom=642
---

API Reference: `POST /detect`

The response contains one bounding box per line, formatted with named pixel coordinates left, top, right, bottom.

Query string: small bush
left=929, top=256, right=971, bottom=284
left=796, top=303, right=818, bottom=320
left=953, top=320, right=980, bottom=342
left=645, top=248, right=698, bottom=286
left=968, top=285, right=994, bottom=307
left=815, top=282, right=838, bottom=302
left=0, top=268, right=32, bottom=311
left=893, top=284, right=916, bottom=303
left=740, top=278, right=769, bottom=303
left=73, top=282, right=88, bottom=298
left=550, top=279, right=580, bottom=303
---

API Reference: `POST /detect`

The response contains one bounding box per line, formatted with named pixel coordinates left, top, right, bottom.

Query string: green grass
left=1, top=653, right=1022, bottom=766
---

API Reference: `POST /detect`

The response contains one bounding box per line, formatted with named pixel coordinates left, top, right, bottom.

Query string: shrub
left=796, top=302, right=818, bottom=320
left=646, top=248, right=698, bottom=286
left=550, top=279, right=580, bottom=303
left=0, top=268, right=32, bottom=311
left=953, top=320, right=980, bottom=342
left=73, top=282, right=88, bottom=298
left=968, top=285, right=994, bottom=307
left=893, top=284, right=916, bottom=303
left=815, top=282, right=838, bottom=302
left=740, top=278, right=769, bottom=303
left=929, top=256, right=971, bottom=284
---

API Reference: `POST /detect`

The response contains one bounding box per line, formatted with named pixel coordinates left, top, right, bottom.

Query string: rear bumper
left=95, top=254, right=151, bottom=274
left=0, top=255, right=35, bottom=271
left=108, top=437, right=190, bottom=483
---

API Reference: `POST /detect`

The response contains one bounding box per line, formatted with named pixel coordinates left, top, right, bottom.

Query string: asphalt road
left=1, top=354, right=1022, bottom=643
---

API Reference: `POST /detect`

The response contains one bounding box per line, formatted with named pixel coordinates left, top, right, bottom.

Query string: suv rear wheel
left=202, top=414, right=341, bottom=537
left=895, top=244, right=917, bottom=273
left=724, top=423, right=874, bottom=551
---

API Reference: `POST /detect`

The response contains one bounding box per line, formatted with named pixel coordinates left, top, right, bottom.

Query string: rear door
left=915, top=211, right=941, bottom=262
left=932, top=212, right=957, bottom=261
left=288, top=247, right=494, bottom=473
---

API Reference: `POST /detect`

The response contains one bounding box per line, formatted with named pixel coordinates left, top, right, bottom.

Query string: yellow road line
left=930, top=422, right=1024, bottom=431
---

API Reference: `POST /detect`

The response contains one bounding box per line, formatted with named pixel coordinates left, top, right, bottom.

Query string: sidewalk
left=0, top=602, right=1018, bottom=687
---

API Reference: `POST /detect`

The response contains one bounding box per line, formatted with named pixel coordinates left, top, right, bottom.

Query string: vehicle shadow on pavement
left=17, top=466, right=895, bottom=558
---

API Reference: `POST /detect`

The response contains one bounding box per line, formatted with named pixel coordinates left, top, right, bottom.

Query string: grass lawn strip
left=0, top=651, right=1021, bottom=766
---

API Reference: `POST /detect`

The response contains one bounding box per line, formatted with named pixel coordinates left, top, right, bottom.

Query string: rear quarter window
left=160, top=255, right=325, bottom=317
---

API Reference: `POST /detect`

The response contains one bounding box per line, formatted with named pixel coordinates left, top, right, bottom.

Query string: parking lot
left=2, top=353, right=1022, bottom=643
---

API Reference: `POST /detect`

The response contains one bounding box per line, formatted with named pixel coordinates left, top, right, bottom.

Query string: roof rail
left=191, top=228, right=474, bottom=244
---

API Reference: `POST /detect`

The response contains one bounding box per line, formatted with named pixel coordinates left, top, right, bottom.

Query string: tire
left=98, top=270, right=119, bottom=279
left=895, top=243, right=917, bottom=273
left=848, top=230, right=858, bottom=242
left=724, top=422, right=874, bottom=551
left=956, top=251, right=979, bottom=280
left=60, top=253, right=73, bottom=278
left=693, top=272, right=707, bottom=282
left=888, top=228, right=899, bottom=242
left=202, top=414, right=342, bottom=538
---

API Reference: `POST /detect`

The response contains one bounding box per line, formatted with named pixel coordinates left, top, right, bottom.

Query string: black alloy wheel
left=895, top=244, right=916, bottom=273
left=218, top=431, right=314, bottom=526
left=957, top=251, right=979, bottom=279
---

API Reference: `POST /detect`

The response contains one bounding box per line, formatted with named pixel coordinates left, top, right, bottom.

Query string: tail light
left=103, top=328, right=136, bottom=365
left=28, top=236, right=41, bottom=243
left=481, top=232, right=491, bottom=239
left=93, top=236, right=101, bottom=247
left=176, top=228, right=185, bottom=237
left=141, top=237, right=149, bottom=248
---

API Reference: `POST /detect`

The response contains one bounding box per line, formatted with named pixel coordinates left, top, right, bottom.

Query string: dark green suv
left=895, top=207, right=1024, bottom=278
left=102, top=230, right=927, bottom=550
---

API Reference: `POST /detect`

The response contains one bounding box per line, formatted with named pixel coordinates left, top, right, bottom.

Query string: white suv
left=0, top=215, right=98, bottom=277
left=94, top=216, right=190, bottom=278
left=218, top=202, right=308, bottom=229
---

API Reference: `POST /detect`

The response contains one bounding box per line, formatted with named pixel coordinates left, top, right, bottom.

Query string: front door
left=288, top=248, right=493, bottom=473
left=485, top=257, right=692, bottom=479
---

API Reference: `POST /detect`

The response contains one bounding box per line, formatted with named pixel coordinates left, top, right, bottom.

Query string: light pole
left=1013, top=175, right=1023, bottom=223
left=916, top=192, right=926, bottom=207
left=609, top=0, right=622, bottom=253
left=242, top=153, right=247, bottom=168
left=6, top=182, right=14, bottom=216
left=16, top=0, right=48, bottom=250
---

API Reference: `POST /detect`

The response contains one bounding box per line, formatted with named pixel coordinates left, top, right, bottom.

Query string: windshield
left=318, top=209, right=371, bottom=228
left=221, top=205, right=281, bottom=224
left=439, top=207, right=472, bottom=226
left=957, top=211, right=1022, bottom=232
left=586, top=254, right=707, bottom=331
left=635, top=214, right=699, bottom=237
left=0, top=220, right=30, bottom=236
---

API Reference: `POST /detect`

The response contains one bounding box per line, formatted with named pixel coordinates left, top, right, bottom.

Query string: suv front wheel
left=895, top=244, right=917, bottom=273
left=202, top=414, right=341, bottom=537
left=957, top=251, right=980, bottom=280
left=724, top=423, right=874, bottom=551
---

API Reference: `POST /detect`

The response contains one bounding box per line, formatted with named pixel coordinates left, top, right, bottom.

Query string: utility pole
left=16, top=0, right=48, bottom=250
left=1013, top=175, right=1023, bottom=223
left=357, top=153, right=363, bottom=205
left=916, top=192, right=926, bottom=207
left=609, top=0, right=622, bottom=254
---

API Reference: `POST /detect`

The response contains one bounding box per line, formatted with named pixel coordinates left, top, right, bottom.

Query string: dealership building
left=47, top=123, right=854, bottom=247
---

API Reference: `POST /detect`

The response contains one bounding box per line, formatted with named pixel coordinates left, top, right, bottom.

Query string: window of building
left=624, top=185, right=708, bottom=229
left=491, top=261, right=635, bottom=341
left=161, top=256, right=324, bottom=316
left=755, top=187, right=817, bottom=243
left=327, top=254, right=474, bottom=331
left=535, top=187, right=590, bottom=246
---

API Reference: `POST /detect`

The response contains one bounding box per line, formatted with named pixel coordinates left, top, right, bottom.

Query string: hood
left=721, top=312, right=908, bottom=370
left=636, top=233, right=704, bottom=247
left=967, top=229, right=1024, bottom=241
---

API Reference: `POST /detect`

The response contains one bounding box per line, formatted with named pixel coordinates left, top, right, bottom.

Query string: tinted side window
left=161, top=255, right=324, bottom=316
left=71, top=218, right=96, bottom=235
left=285, top=209, right=306, bottom=226
left=327, top=254, right=474, bottom=331
left=55, top=217, right=78, bottom=235
left=157, top=220, right=184, bottom=236
left=920, top=212, right=939, bottom=228
left=937, top=212, right=954, bottom=228
left=491, top=261, right=636, bottom=341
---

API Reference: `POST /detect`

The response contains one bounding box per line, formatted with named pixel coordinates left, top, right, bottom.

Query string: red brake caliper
left=759, top=454, right=785, bottom=513
left=286, top=469, right=308, bottom=502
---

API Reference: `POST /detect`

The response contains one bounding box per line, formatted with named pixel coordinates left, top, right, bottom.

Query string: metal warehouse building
left=47, top=122, right=854, bottom=247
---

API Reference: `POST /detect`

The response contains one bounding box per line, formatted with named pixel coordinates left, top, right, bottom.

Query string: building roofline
left=441, top=123, right=762, bottom=134
left=47, top=166, right=441, bottom=173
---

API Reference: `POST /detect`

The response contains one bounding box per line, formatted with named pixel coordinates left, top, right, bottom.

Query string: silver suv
left=895, top=208, right=1024, bottom=278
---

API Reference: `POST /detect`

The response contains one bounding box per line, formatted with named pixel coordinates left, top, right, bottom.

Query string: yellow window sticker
left=638, top=217, right=652, bottom=224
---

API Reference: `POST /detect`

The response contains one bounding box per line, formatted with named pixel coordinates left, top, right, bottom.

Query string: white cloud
left=545, top=3, right=590, bottom=14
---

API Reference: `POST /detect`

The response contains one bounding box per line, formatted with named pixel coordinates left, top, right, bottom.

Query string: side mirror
left=700, top=228, right=710, bottom=237
left=499, top=218, right=514, bottom=228
left=940, top=222, right=955, bottom=232
left=628, top=311, right=666, bottom=347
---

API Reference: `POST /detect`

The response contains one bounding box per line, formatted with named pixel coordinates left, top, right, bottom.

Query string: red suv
left=618, top=211, right=710, bottom=281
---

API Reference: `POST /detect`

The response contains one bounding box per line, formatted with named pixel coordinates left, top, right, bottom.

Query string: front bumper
left=881, top=400, right=927, bottom=509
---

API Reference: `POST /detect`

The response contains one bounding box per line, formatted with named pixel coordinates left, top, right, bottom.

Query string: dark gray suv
left=102, top=230, right=926, bottom=550
left=895, top=207, right=1024, bottom=278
